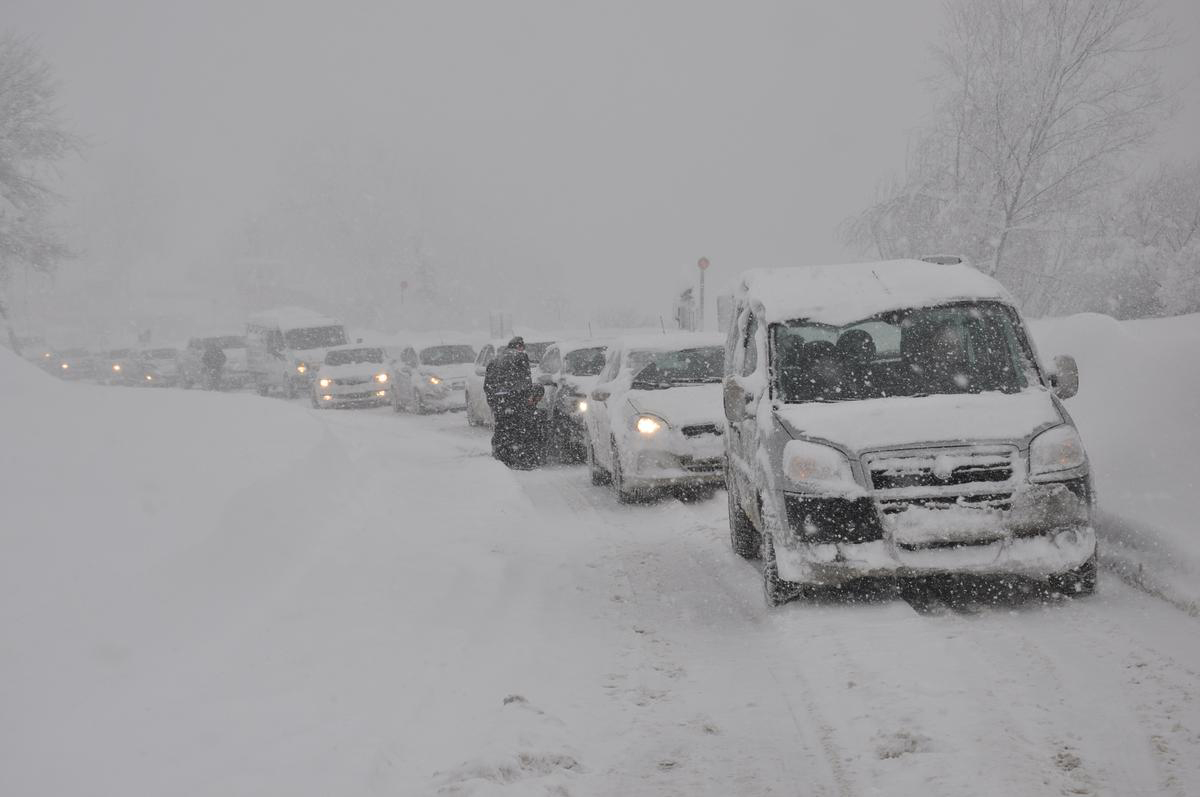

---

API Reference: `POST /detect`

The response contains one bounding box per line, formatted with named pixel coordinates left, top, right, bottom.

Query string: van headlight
left=374, top=373, right=388, bottom=383
left=296, top=363, right=308, bottom=374
left=1029, top=425, right=1087, bottom=480
left=427, top=375, right=442, bottom=385
left=783, top=440, right=858, bottom=493
left=635, top=415, right=665, bottom=435
left=575, top=399, right=588, bottom=413
left=318, top=378, right=332, bottom=388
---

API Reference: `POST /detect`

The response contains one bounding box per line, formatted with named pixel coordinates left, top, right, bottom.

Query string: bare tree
left=0, top=34, right=81, bottom=350
left=843, top=0, right=1171, bottom=301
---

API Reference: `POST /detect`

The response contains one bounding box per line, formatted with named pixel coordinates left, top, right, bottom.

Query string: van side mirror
left=1049, top=354, right=1079, bottom=399
left=475, top=366, right=487, bottom=377
left=724, top=378, right=752, bottom=421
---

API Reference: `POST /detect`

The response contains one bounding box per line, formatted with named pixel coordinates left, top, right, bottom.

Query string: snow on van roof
left=246, top=306, right=342, bottom=330
left=737, top=260, right=1014, bottom=326
left=615, top=332, right=726, bottom=352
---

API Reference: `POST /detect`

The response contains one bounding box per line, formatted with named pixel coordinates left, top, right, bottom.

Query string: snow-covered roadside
left=1030, top=313, right=1200, bottom=614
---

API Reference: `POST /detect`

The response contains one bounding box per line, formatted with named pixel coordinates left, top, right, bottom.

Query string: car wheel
left=285, top=380, right=298, bottom=400
left=586, top=438, right=610, bottom=486
left=610, top=441, right=637, bottom=504
left=1048, top=553, right=1097, bottom=596
left=391, top=386, right=403, bottom=413
left=311, top=391, right=320, bottom=409
left=762, top=534, right=801, bottom=607
left=727, top=476, right=761, bottom=560
left=466, top=391, right=481, bottom=425
left=414, top=390, right=427, bottom=414
left=256, top=382, right=270, bottom=397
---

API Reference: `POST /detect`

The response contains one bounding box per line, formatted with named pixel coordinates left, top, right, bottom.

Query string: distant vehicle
left=179, top=335, right=249, bottom=389
left=465, top=338, right=553, bottom=426
left=245, top=308, right=348, bottom=398
left=312, top=345, right=391, bottom=408
left=138, top=347, right=180, bottom=387
left=389, top=341, right=477, bottom=413
left=535, top=341, right=609, bottom=461
left=584, top=333, right=727, bottom=502
left=723, top=259, right=1096, bottom=606
left=52, top=348, right=95, bottom=380
left=102, top=349, right=157, bottom=386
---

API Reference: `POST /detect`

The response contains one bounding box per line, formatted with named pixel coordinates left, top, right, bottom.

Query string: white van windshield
left=773, top=302, right=1037, bottom=403
left=420, top=345, right=476, bottom=366
left=284, top=326, right=347, bottom=350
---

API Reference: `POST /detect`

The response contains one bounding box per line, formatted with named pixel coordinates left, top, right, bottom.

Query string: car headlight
left=112, top=364, right=122, bottom=372
left=576, top=399, right=588, bottom=413
left=782, top=440, right=859, bottom=493
left=428, top=375, right=442, bottom=385
left=296, top=363, right=308, bottom=374
left=1029, top=424, right=1087, bottom=480
left=61, top=363, right=69, bottom=370
left=375, top=373, right=388, bottom=383
left=145, top=374, right=153, bottom=381
left=635, top=415, right=665, bottom=435
left=318, top=378, right=332, bottom=388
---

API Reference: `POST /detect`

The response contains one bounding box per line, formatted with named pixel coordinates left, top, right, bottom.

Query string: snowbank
left=1030, top=312, right=1200, bottom=613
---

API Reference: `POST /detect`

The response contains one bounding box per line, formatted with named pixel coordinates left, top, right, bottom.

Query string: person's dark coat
left=484, top=346, right=541, bottom=468
left=202, top=345, right=227, bottom=371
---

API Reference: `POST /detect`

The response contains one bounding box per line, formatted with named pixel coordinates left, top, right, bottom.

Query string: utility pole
left=697, top=257, right=710, bottom=331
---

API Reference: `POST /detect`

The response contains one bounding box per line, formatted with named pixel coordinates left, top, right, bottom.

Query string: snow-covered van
left=723, top=259, right=1095, bottom=605
left=246, top=308, right=348, bottom=398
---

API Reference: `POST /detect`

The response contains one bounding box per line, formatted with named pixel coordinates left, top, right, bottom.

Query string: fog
left=7, top=0, right=1200, bottom=343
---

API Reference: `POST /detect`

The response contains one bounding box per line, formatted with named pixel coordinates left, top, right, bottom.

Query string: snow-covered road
left=4, top=373, right=1199, bottom=796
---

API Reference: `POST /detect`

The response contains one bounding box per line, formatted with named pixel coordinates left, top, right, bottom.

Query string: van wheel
left=256, top=383, right=270, bottom=397
left=466, top=392, right=481, bottom=425
left=1048, top=554, right=1097, bottom=596
left=391, top=386, right=403, bottom=413
left=728, top=478, right=761, bottom=560
left=763, top=534, right=801, bottom=607
left=587, top=439, right=610, bottom=486
left=310, top=392, right=320, bottom=409
left=285, top=381, right=298, bottom=400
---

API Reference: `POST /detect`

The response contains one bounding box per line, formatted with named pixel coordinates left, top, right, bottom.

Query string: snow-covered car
left=137, top=347, right=181, bottom=387
left=465, top=339, right=554, bottom=426
left=246, top=308, right=348, bottom=398
left=312, top=345, right=391, bottom=408
left=179, top=335, right=250, bottom=389
left=51, top=348, right=96, bottom=380
left=584, top=333, right=726, bottom=501
left=101, top=348, right=158, bottom=386
left=389, top=342, right=477, bottom=413
left=723, top=259, right=1096, bottom=605
left=535, top=341, right=609, bottom=461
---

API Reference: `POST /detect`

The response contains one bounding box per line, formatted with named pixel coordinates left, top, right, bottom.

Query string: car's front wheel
left=1048, top=553, right=1097, bottom=596
left=610, top=442, right=637, bottom=504
left=586, top=437, right=609, bottom=486
left=391, top=386, right=403, bottom=413
left=727, top=476, right=761, bottom=560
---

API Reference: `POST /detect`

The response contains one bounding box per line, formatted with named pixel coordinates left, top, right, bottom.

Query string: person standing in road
left=201, top=342, right=227, bottom=391
left=484, top=336, right=542, bottom=469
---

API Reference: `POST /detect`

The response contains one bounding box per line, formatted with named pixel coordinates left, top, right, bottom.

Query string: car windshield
left=110, top=349, right=132, bottom=358
left=524, top=342, right=551, bottom=364
left=773, top=301, right=1038, bottom=403
left=284, top=326, right=347, bottom=350
left=202, top=336, right=244, bottom=349
left=564, top=346, right=607, bottom=376
left=628, top=346, right=724, bottom=385
left=326, top=347, right=384, bottom=366
left=420, top=345, right=476, bottom=366
left=148, top=348, right=176, bottom=359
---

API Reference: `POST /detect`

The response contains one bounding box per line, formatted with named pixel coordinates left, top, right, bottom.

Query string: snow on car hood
left=318, top=362, right=388, bottom=380
left=292, top=347, right=332, bottom=365
left=627, top=383, right=724, bottom=427
left=774, top=389, right=1064, bottom=453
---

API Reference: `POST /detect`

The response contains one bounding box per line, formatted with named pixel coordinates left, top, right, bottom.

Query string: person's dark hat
left=508, top=336, right=525, bottom=349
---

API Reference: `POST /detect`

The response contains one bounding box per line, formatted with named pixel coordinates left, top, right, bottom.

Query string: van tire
left=587, top=439, right=609, bottom=486
left=391, top=386, right=403, bottom=413
left=1049, top=554, right=1097, bottom=596
left=611, top=442, right=636, bottom=503
left=256, top=383, right=270, bottom=397
left=728, top=479, right=761, bottom=560
left=763, top=534, right=801, bottom=607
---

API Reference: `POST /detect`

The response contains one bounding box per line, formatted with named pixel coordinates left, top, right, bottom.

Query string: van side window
left=741, top=313, right=759, bottom=376
left=403, top=348, right=419, bottom=367
left=540, top=349, right=561, bottom=374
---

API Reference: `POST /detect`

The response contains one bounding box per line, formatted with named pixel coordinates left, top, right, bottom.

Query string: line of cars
left=31, top=336, right=253, bottom=388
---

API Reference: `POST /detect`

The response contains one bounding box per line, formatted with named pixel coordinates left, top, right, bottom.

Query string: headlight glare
left=783, top=440, right=858, bottom=493
left=428, top=375, right=442, bottom=385
left=112, top=364, right=122, bottom=372
left=636, top=415, right=664, bottom=435
left=576, top=399, right=588, bottom=413
left=296, top=363, right=308, bottom=374
left=375, top=373, right=388, bottom=383
left=318, top=378, right=332, bottom=388
left=1029, top=425, right=1086, bottom=478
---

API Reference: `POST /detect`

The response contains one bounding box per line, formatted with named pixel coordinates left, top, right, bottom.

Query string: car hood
left=420, top=363, right=474, bottom=380
left=560, top=375, right=600, bottom=396
left=319, top=363, right=387, bottom=380
left=627, top=382, right=724, bottom=427
left=292, top=347, right=332, bottom=365
left=774, top=388, right=1064, bottom=453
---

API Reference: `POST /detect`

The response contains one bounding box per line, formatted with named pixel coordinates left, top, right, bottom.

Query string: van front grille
left=864, top=444, right=1021, bottom=513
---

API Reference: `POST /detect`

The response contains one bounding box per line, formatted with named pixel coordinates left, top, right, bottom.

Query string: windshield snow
left=284, top=326, right=347, bottom=350
left=419, top=345, right=476, bottom=366
left=629, top=346, right=724, bottom=385
left=563, top=346, right=607, bottom=376
left=773, top=302, right=1037, bottom=403
left=325, top=347, right=384, bottom=366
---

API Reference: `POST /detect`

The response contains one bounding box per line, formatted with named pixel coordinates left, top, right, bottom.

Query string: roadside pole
left=697, top=257, right=710, bottom=331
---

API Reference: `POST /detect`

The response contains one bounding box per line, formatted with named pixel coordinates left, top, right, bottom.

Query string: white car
left=312, top=345, right=392, bottom=408
left=584, top=333, right=727, bottom=501
left=389, top=342, right=478, bottom=413
left=535, top=340, right=610, bottom=461
left=465, top=339, right=554, bottom=426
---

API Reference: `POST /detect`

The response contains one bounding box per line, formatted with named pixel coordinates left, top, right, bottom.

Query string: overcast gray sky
left=9, top=0, right=1200, bottom=333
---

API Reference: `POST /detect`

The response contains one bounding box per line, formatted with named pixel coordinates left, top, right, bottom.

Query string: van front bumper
left=774, top=524, right=1096, bottom=585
